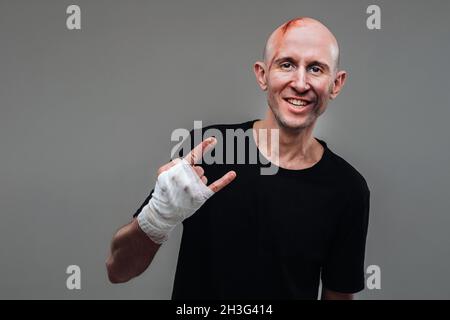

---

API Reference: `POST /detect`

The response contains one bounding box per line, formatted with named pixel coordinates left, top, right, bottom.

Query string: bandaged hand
left=137, top=137, right=237, bottom=244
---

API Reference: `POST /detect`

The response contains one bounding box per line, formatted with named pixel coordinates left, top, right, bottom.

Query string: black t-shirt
left=133, top=119, right=370, bottom=299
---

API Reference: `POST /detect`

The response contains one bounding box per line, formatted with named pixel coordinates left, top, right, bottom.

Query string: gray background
left=1, top=0, right=449, bottom=299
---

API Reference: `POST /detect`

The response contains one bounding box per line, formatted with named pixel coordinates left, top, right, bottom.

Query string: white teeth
left=287, top=98, right=308, bottom=107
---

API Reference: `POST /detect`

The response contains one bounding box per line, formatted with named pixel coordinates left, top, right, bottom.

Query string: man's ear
left=253, top=61, right=268, bottom=91
left=330, top=70, right=347, bottom=100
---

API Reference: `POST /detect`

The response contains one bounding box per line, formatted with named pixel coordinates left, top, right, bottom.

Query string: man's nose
left=290, top=68, right=310, bottom=92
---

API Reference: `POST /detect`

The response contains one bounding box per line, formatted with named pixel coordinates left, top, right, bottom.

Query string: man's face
left=255, top=23, right=345, bottom=131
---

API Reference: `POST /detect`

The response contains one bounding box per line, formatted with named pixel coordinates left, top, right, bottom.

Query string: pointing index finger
left=184, top=137, right=217, bottom=165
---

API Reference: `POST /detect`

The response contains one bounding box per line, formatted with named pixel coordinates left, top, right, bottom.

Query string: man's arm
left=106, top=138, right=236, bottom=283
left=321, top=287, right=354, bottom=300
left=106, top=218, right=160, bottom=283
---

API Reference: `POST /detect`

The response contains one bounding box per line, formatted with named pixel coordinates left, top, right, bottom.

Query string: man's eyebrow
left=272, top=56, right=331, bottom=72
left=273, top=56, right=296, bottom=65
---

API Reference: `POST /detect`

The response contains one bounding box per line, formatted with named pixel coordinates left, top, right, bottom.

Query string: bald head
left=263, top=17, right=340, bottom=71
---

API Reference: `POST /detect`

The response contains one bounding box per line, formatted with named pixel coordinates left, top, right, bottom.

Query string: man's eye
left=309, top=65, right=322, bottom=73
left=280, top=62, right=294, bottom=70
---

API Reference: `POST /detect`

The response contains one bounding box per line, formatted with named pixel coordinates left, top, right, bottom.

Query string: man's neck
left=253, top=111, right=324, bottom=170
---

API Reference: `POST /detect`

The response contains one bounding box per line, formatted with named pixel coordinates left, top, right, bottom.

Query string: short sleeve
left=321, top=179, right=370, bottom=293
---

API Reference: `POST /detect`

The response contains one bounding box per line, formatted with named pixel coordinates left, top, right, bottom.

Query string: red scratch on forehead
left=268, top=17, right=307, bottom=69
left=281, top=18, right=304, bottom=35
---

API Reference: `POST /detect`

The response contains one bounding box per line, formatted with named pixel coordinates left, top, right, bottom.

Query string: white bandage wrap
left=137, top=158, right=214, bottom=244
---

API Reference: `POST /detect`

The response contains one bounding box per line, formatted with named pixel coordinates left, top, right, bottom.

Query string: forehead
left=269, top=25, right=336, bottom=65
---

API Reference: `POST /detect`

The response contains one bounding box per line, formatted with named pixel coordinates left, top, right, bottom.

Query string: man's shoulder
left=325, top=145, right=370, bottom=195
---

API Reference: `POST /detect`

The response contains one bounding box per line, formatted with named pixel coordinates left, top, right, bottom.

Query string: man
left=106, top=17, right=370, bottom=300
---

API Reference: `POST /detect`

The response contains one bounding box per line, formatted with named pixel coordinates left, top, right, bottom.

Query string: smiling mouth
left=284, top=98, right=314, bottom=109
